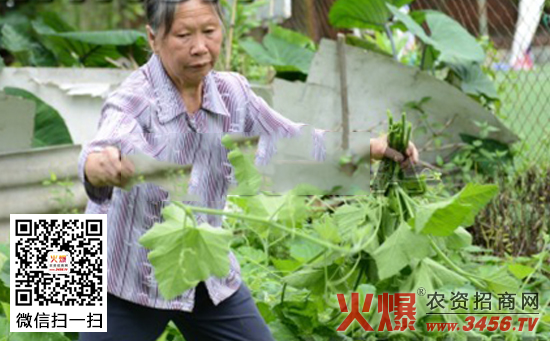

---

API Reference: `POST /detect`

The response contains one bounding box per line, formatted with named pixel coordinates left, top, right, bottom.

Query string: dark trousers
left=78, top=282, right=275, bottom=341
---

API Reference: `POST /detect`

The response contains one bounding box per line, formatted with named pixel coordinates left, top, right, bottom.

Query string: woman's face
left=147, top=0, right=223, bottom=88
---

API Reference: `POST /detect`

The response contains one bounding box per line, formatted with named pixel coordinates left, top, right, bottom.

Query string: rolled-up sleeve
left=238, top=74, right=327, bottom=165
left=78, top=93, right=146, bottom=205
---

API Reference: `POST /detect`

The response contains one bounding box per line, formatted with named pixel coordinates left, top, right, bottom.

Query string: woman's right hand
left=84, top=146, right=135, bottom=188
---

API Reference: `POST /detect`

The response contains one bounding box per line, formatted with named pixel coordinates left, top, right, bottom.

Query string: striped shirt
left=78, top=54, right=326, bottom=312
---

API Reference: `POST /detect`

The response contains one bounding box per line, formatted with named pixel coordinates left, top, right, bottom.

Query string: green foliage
left=413, top=183, right=498, bottom=236
left=388, top=6, right=484, bottom=64
left=241, top=27, right=316, bottom=78
left=222, top=136, right=263, bottom=195
left=220, top=0, right=273, bottom=82
left=0, top=11, right=148, bottom=68
left=3, top=87, right=73, bottom=148
left=448, top=62, right=499, bottom=100
left=372, top=222, right=432, bottom=280
left=139, top=203, right=233, bottom=300
left=42, top=172, right=82, bottom=214
left=329, top=0, right=413, bottom=31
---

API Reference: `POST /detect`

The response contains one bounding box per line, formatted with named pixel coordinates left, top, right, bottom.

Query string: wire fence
left=411, top=0, right=550, bottom=168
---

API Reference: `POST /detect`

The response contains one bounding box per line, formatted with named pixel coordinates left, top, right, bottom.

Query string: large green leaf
left=139, top=204, right=233, bottom=300
left=329, top=0, right=414, bottom=30
left=449, top=62, right=499, bottom=99
left=241, top=34, right=315, bottom=74
left=476, top=265, right=520, bottom=294
left=1, top=23, right=56, bottom=66
left=270, top=25, right=316, bottom=51
left=31, top=20, right=82, bottom=66
left=455, top=183, right=499, bottom=227
left=388, top=5, right=485, bottom=64
left=30, top=14, right=147, bottom=67
left=1, top=23, right=34, bottom=53
left=413, top=198, right=472, bottom=237
left=414, top=183, right=498, bottom=236
left=400, top=258, right=467, bottom=317
left=3, top=87, right=73, bottom=148
left=426, top=11, right=485, bottom=63
left=372, top=222, right=433, bottom=280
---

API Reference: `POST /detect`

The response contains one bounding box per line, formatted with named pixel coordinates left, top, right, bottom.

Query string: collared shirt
left=78, top=54, right=326, bottom=312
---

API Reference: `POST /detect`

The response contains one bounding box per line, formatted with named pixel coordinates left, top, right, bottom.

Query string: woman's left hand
left=370, top=136, right=420, bottom=168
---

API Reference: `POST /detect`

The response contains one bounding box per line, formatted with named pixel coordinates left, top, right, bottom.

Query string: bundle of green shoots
left=374, top=111, right=427, bottom=237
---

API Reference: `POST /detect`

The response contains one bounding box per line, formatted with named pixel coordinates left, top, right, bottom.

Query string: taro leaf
left=345, top=35, right=393, bottom=57
left=414, top=183, right=498, bottom=236
left=372, top=222, right=433, bottom=280
left=426, top=11, right=485, bottom=63
left=270, top=25, right=316, bottom=51
left=3, top=87, right=73, bottom=148
left=449, top=62, right=499, bottom=99
left=241, top=34, right=315, bottom=74
left=388, top=5, right=485, bottom=64
left=139, top=204, right=233, bottom=300
left=387, top=5, right=432, bottom=42
left=420, top=44, right=439, bottom=71
left=329, top=0, right=414, bottom=31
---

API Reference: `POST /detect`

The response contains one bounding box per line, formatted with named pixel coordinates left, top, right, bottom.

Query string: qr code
left=10, top=214, right=107, bottom=332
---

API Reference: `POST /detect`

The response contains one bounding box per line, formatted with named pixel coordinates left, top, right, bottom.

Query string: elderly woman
left=78, top=0, right=419, bottom=340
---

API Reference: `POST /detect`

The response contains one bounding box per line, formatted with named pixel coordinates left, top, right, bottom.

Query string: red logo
left=336, top=293, right=416, bottom=332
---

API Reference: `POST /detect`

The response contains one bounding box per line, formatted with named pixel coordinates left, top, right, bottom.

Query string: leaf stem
left=428, top=236, right=489, bottom=291
left=173, top=202, right=350, bottom=253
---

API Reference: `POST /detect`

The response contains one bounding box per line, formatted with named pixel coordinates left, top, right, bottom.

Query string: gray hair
left=145, top=0, right=224, bottom=39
